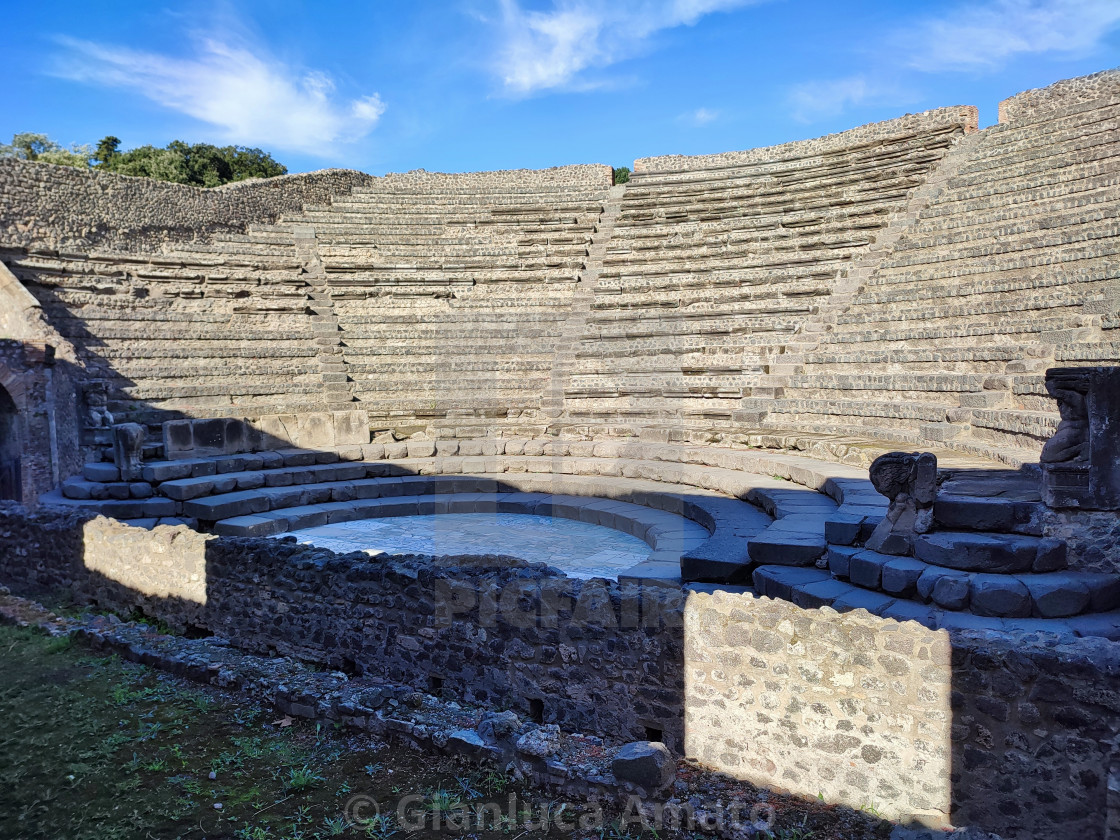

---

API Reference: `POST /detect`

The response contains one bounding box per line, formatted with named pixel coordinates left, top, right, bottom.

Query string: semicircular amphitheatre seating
left=4, top=70, right=1120, bottom=641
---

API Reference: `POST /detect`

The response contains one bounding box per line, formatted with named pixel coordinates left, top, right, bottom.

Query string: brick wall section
left=1, top=503, right=1117, bottom=838
left=999, top=68, right=1120, bottom=124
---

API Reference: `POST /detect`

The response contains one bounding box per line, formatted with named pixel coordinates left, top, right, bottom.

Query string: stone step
left=912, top=531, right=1066, bottom=573
left=933, top=494, right=1046, bottom=535
left=762, top=554, right=1120, bottom=621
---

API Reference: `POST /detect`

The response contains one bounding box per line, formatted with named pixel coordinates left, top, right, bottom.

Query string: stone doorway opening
left=0, top=385, right=21, bottom=501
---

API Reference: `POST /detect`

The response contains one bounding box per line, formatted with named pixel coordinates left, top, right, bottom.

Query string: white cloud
left=787, top=76, right=903, bottom=123
left=900, top=0, right=1120, bottom=72
left=496, top=0, right=762, bottom=95
left=681, top=107, right=719, bottom=125
left=785, top=0, right=1120, bottom=123
left=51, top=36, right=385, bottom=156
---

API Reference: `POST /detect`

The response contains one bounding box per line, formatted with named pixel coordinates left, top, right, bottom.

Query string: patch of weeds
left=44, top=634, right=73, bottom=654
left=424, top=785, right=465, bottom=817
left=358, top=813, right=398, bottom=839
left=284, top=764, right=325, bottom=793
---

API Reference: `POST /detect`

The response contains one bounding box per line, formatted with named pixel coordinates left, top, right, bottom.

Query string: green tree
left=612, top=166, right=631, bottom=185
left=5, top=132, right=288, bottom=185
left=0, top=133, right=91, bottom=168
left=93, top=136, right=122, bottom=168
left=96, top=139, right=287, bottom=185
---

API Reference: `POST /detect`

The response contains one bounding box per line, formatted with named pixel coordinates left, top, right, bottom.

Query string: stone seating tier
left=49, top=437, right=1120, bottom=631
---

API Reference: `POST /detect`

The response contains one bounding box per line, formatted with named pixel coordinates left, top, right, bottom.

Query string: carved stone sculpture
left=84, top=382, right=114, bottom=428
left=112, top=422, right=146, bottom=482
left=1041, top=366, right=1120, bottom=510
left=1040, top=369, right=1090, bottom=465
left=865, top=451, right=938, bottom=555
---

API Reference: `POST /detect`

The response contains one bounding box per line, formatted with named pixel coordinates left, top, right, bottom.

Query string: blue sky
left=6, top=1, right=1120, bottom=175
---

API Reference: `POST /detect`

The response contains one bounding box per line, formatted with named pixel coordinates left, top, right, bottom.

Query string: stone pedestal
left=1041, top=367, right=1120, bottom=511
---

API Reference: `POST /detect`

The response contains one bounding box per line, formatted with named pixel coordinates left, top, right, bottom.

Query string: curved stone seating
left=748, top=461, right=1120, bottom=633
left=48, top=420, right=1120, bottom=637
left=561, top=113, right=974, bottom=428
left=764, top=93, right=1120, bottom=463
left=231, top=490, right=711, bottom=586
left=54, top=438, right=896, bottom=583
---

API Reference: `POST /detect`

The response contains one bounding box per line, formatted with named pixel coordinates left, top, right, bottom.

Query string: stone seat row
left=607, top=206, right=891, bottom=245
left=924, top=152, right=1120, bottom=209
left=313, top=243, right=591, bottom=261
left=312, top=222, right=597, bottom=243
left=897, top=177, right=1120, bottom=236
left=611, top=191, right=914, bottom=234
left=751, top=563, right=1120, bottom=637
left=299, top=210, right=603, bottom=232
left=600, top=234, right=884, bottom=269
left=861, top=241, right=1120, bottom=288
left=298, top=198, right=605, bottom=218
left=883, top=206, right=1119, bottom=257
left=853, top=263, right=1114, bottom=305
left=830, top=295, right=1099, bottom=332
left=346, top=179, right=609, bottom=194
left=617, top=167, right=925, bottom=207
left=949, top=129, right=1120, bottom=187
left=591, top=283, right=833, bottom=310
left=619, top=164, right=930, bottom=208
left=872, top=217, right=1120, bottom=274
left=952, top=112, right=1120, bottom=173
left=624, top=128, right=959, bottom=185
left=594, top=267, right=840, bottom=294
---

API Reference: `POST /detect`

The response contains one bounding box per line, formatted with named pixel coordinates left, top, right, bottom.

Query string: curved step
left=824, top=545, right=1117, bottom=618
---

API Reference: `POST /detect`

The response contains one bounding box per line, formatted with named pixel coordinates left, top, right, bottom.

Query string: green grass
left=0, top=623, right=615, bottom=839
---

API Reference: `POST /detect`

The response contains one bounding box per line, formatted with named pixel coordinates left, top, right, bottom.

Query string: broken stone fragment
left=515, top=724, right=560, bottom=758
left=611, top=741, right=676, bottom=792
left=477, top=710, right=521, bottom=744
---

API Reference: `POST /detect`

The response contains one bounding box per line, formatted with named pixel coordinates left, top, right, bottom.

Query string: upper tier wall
left=999, top=67, right=1120, bottom=124
left=370, top=164, right=612, bottom=190
left=0, top=160, right=378, bottom=252
left=634, top=106, right=977, bottom=173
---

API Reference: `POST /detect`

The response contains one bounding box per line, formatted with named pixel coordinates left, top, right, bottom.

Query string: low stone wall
left=1, top=502, right=1117, bottom=837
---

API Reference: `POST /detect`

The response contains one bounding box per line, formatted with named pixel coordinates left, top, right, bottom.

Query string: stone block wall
left=633, top=106, right=977, bottom=172
left=162, top=410, right=371, bottom=459
left=999, top=68, right=1120, bottom=124
left=0, top=159, right=378, bottom=251
left=1, top=503, right=1117, bottom=839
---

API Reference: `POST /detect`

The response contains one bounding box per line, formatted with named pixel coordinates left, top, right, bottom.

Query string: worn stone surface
left=1041, top=367, right=1120, bottom=510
